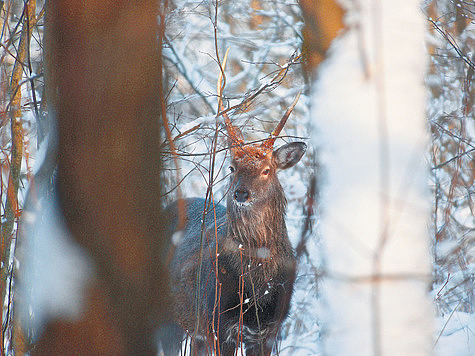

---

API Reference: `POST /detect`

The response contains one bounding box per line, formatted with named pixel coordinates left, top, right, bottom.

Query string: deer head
left=217, top=50, right=305, bottom=207
left=222, top=94, right=306, bottom=207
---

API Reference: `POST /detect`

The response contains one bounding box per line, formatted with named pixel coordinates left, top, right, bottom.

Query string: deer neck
left=223, top=196, right=290, bottom=281
left=226, top=194, right=288, bottom=249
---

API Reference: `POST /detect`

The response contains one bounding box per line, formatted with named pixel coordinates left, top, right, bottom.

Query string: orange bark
left=300, top=0, right=345, bottom=74
left=34, top=0, right=169, bottom=354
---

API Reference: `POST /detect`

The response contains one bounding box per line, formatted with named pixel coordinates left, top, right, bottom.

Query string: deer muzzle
left=234, top=189, right=250, bottom=203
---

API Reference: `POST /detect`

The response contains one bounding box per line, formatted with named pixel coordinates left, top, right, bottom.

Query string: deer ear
left=273, top=142, right=306, bottom=170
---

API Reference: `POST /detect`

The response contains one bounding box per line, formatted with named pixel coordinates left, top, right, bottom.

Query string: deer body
left=161, top=140, right=306, bottom=355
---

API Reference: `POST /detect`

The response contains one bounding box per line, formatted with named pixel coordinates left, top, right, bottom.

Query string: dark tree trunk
left=32, top=1, right=169, bottom=354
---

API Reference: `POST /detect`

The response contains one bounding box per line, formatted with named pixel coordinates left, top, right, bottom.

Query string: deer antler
left=261, top=91, right=301, bottom=151
left=217, top=48, right=244, bottom=148
left=218, top=50, right=301, bottom=156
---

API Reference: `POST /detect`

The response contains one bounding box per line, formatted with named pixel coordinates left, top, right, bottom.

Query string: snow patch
left=19, top=192, right=93, bottom=332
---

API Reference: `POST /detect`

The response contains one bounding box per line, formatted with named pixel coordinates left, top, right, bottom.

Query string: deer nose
left=234, top=189, right=249, bottom=203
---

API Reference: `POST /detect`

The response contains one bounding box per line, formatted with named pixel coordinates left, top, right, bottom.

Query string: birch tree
left=311, top=1, right=434, bottom=355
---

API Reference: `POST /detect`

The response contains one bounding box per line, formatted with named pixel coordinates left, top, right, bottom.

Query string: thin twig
left=428, top=17, right=474, bottom=69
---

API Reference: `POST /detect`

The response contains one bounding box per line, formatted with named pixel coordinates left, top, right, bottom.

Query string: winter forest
left=0, top=0, right=473, bottom=355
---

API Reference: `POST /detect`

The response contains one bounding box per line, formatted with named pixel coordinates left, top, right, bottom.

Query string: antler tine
left=262, top=91, right=301, bottom=150
left=217, top=48, right=244, bottom=147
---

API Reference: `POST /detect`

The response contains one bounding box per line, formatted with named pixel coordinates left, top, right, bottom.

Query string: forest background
left=0, top=0, right=473, bottom=355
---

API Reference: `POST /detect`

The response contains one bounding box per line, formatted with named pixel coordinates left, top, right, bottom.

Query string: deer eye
left=262, top=168, right=270, bottom=176
left=229, top=166, right=235, bottom=173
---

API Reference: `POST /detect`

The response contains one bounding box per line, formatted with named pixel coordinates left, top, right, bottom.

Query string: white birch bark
left=312, top=1, right=434, bottom=355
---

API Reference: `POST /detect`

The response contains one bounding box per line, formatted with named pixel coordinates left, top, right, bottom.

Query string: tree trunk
left=310, top=0, right=434, bottom=355
left=23, top=1, right=169, bottom=354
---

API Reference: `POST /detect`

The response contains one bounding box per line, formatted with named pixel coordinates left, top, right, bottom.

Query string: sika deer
left=160, top=98, right=305, bottom=355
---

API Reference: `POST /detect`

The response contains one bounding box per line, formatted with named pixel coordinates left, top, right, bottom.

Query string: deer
left=159, top=88, right=306, bottom=355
